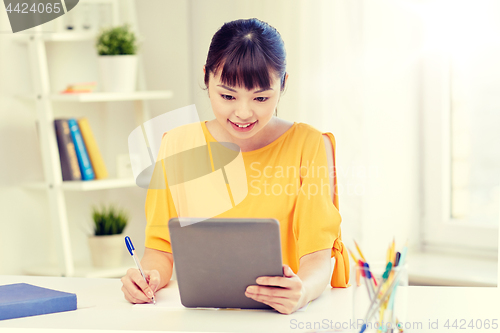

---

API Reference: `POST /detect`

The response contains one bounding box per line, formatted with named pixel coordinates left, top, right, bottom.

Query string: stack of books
left=61, top=82, right=97, bottom=94
left=54, top=117, right=108, bottom=181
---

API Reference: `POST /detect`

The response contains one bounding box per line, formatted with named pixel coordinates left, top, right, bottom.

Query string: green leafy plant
left=96, top=24, right=138, bottom=55
left=91, top=204, right=128, bottom=236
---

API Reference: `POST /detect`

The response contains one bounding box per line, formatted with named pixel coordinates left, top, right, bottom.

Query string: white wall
left=135, top=0, right=192, bottom=118
left=358, top=1, right=423, bottom=259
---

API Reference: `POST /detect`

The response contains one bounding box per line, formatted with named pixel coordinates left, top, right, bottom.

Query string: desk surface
left=0, top=275, right=499, bottom=333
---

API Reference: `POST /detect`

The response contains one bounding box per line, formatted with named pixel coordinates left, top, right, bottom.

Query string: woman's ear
left=280, top=72, right=289, bottom=92
left=203, top=66, right=210, bottom=94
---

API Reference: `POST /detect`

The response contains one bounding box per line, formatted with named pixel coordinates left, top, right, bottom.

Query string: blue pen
left=125, top=236, right=156, bottom=304
left=364, top=263, right=376, bottom=298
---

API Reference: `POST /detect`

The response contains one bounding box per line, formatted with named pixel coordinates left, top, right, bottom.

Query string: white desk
left=0, top=275, right=499, bottom=333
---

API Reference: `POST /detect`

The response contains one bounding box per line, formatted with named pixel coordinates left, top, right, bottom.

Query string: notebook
left=0, top=283, right=77, bottom=320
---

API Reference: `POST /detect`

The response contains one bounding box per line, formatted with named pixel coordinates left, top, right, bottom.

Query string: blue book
left=68, top=118, right=95, bottom=181
left=0, top=283, right=77, bottom=321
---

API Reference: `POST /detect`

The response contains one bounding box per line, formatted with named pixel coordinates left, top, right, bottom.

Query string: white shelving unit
left=19, top=91, right=173, bottom=102
left=23, top=178, right=138, bottom=191
left=17, top=0, right=172, bottom=277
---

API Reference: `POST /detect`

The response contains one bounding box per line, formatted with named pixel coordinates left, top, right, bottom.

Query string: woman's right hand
left=121, top=268, right=161, bottom=304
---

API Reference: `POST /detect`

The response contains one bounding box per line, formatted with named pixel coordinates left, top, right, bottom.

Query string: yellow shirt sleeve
left=144, top=132, right=178, bottom=253
left=293, top=131, right=350, bottom=288
left=324, top=132, right=350, bottom=288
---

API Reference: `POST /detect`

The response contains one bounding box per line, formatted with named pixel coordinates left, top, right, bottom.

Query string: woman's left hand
left=245, top=264, right=308, bottom=315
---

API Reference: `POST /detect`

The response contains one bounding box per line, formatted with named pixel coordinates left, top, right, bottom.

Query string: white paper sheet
left=133, top=280, right=310, bottom=312
left=133, top=281, right=184, bottom=310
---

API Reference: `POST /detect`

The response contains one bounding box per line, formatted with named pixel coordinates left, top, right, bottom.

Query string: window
left=450, top=59, right=500, bottom=228
left=420, top=1, right=499, bottom=258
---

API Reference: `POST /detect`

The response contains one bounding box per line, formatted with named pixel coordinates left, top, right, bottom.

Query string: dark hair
left=204, top=18, right=287, bottom=93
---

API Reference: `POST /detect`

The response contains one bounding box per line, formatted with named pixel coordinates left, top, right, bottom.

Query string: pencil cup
left=352, top=262, right=408, bottom=333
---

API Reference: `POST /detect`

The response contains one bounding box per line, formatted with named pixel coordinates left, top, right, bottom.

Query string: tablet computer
left=168, top=217, right=283, bottom=309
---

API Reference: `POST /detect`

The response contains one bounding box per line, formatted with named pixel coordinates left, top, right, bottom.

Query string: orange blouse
left=144, top=121, right=350, bottom=288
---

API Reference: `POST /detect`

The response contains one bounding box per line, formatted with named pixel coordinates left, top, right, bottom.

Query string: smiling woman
left=199, top=18, right=289, bottom=151
left=204, top=67, right=287, bottom=152
left=121, top=18, right=350, bottom=315
left=202, top=18, right=288, bottom=150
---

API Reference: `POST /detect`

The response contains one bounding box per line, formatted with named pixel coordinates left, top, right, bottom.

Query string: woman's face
left=206, top=68, right=283, bottom=141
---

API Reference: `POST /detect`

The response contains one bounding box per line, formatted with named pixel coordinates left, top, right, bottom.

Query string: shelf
left=23, top=178, right=137, bottom=191
left=13, top=31, right=144, bottom=43
left=23, top=263, right=135, bottom=278
left=19, top=0, right=153, bottom=280
left=12, top=32, right=99, bottom=42
left=18, top=90, right=174, bottom=102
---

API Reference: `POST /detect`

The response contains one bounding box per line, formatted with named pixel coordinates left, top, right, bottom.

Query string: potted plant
left=88, top=203, right=128, bottom=268
left=95, top=24, right=139, bottom=92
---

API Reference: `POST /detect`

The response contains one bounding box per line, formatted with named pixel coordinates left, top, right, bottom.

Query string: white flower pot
left=98, top=55, right=138, bottom=92
left=88, top=234, right=125, bottom=268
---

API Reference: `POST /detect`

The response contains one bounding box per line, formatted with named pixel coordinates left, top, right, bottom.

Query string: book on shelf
left=61, top=81, right=97, bottom=94
left=54, top=118, right=109, bottom=182
left=54, top=119, right=82, bottom=181
left=0, top=283, right=77, bottom=321
left=78, top=117, right=108, bottom=180
left=67, top=118, right=95, bottom=181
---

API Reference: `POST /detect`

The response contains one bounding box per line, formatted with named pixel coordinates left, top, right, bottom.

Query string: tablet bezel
left=169, top=217, right=283, bottom=309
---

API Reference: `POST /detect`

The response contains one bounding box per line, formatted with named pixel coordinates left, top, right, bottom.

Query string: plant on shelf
left=96, top=24, right=138, bottom=55
left=95, top=24, right=139, bottom=92
left=92, top=203, right=128, bottom=235
left=88, top=203, right=129, bottom=268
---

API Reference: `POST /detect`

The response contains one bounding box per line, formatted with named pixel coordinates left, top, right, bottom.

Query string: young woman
left=121, top=18, right=350, bottom=315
